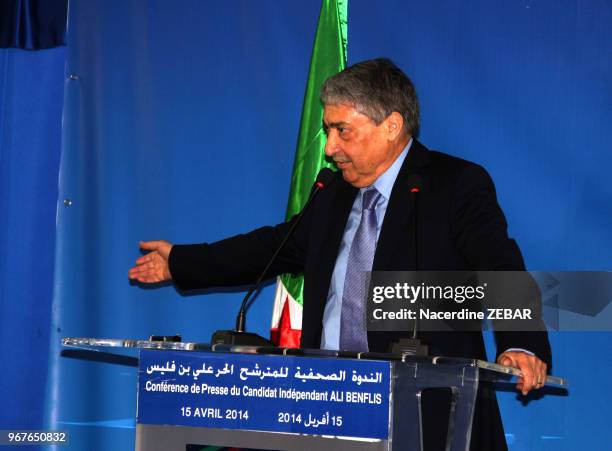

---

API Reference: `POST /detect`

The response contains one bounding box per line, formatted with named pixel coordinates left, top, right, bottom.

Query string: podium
left=63, top=338, right=567, bottom=451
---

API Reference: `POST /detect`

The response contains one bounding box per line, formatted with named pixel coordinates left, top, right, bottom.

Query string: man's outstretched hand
left=497, top=351, right=548, bottom=396
left=128, top=240, right=173, bottom=283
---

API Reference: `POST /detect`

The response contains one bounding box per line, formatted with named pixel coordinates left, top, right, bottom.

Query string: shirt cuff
left=502, top=348, right=534, bottom=356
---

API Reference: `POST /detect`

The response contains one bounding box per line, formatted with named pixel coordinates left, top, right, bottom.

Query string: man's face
left=323, top=103, right=395, bottom=188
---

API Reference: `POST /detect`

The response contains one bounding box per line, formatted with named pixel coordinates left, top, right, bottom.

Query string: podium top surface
left=62, top=337, right=567, bottom=388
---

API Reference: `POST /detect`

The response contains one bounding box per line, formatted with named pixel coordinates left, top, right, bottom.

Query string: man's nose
left=324, top=131, right=337, bottom=157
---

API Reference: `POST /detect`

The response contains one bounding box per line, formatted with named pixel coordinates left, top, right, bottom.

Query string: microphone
left=390, top=174, right=428, bottom=356
left=211, top=168, right=336, bottom=347
left=406, top=174, right=423, bottom=271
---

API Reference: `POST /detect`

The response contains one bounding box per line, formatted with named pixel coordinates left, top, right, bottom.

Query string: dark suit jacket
left=169, top=139, right=551, bottom=450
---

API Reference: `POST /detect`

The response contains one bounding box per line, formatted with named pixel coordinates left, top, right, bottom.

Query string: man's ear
left=384, top=112, right=404, bottom=140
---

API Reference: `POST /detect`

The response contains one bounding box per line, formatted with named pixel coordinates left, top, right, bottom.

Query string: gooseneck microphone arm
left=409, top=181, right=420, bottom=340
left=208, top=168, right=335, bottom=347
left=235, top=168, right=334, bottom=333
left=389, top=173, right=428, bottom=356
left=406, top=174, right=424, bottom=341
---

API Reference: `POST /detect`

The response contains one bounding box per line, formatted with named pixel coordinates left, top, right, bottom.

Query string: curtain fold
left=0, top=46, right=65, bottom=429
left=0, top=0, right=68, bottom=50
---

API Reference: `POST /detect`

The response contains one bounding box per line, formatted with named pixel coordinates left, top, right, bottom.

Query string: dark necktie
left=340, top=188, right=382, bottom=351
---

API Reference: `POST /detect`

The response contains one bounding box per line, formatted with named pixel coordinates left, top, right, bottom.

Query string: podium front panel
left=137, top=349, right=392, bottom=450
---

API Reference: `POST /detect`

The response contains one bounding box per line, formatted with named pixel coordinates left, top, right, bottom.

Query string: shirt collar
left=367, top=138, right=413, bottom=200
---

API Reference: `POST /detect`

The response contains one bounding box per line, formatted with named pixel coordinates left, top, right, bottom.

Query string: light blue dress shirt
left=320, top=138, right=531, bottom=355
left=321, top=140, right=412, bottom=350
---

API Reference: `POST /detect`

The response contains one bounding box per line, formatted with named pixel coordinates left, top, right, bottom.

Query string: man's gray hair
left=320, top=58, right=419, bottom=135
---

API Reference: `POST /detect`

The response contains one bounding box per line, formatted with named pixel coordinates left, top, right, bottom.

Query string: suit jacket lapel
left=373, top=139, right=430, bottom=270
left=317, top=178, right=358, bottom=287
left=304, top=174, right=357, bottom=347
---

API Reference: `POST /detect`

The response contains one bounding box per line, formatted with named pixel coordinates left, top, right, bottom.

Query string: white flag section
left=270, top=278, right=304, bottom=347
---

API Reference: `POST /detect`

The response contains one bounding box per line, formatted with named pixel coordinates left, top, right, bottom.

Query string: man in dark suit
left=129, top=58, right=551, bottom=450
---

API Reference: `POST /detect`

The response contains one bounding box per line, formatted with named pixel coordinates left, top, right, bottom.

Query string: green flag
left=271, top=0, right=348, bottom=347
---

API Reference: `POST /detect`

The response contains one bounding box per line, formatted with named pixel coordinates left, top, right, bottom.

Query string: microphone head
left=315, top=168, right=336, bottom=189
left=406, top=174, right=424, bottom=193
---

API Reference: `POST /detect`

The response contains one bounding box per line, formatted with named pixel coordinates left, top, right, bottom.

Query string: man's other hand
left=128, top=240, right=173, bottom=283
left=497, top=351, right=548, bottom=396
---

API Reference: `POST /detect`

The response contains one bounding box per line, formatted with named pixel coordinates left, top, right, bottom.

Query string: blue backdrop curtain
left=0, top=0, right=610, bottom=450
left=0, top=0, right=66, bottom=433
left=0, top=48, right=65, bottom=426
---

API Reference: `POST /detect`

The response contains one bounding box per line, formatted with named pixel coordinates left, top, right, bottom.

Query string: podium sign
left=138, top=349, right=391, bottom=439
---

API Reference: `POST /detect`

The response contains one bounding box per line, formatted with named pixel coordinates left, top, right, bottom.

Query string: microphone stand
left=211, top=169, right=334, bottom=347
left=390, top=176, right=428, bottom=356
